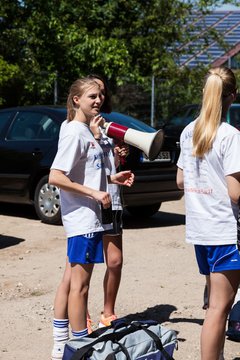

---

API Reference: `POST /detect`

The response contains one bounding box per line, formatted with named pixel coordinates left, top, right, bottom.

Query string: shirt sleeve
left=222, top=132, right=240, bottom=176
left=177, top=151, right=183, bottom=170
left=51, top=134, right=81, bottom=174
left=177, top=132, right=183, bottom=169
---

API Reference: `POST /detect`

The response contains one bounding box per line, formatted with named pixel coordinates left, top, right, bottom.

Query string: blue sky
left=184, top=1, right=240, bottom=11
left=216, top=4, right=239, bottom=10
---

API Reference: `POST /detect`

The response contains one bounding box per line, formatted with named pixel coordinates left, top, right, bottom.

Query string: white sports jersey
left=177, top=120, right=240, bottom=245
left=51, top=120, right=112, bottom=237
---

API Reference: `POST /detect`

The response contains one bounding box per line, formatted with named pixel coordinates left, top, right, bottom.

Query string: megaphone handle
left=114, top=140, right=126, bottom=167
left=117, top=154, right=125, bottom=170
left=120, top=156, right=126, bottom=166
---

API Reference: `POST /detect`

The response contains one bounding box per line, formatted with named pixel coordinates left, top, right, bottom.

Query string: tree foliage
left=0, top=0, right=239, bottom=120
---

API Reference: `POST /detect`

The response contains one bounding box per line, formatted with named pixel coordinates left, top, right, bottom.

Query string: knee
left=80, top=284, right=90, bottom=298
left=208, top=301, right=233, bottom=320
left=107, top=255, right=123, bottom=271
left=70, top=282, right=90, bottom=298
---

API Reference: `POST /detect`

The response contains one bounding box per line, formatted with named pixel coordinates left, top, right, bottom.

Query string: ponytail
left=67, top=94, right=76, bottom=121
left=192, top=67, right=236, bottom=158
left=192, top=74, right=222, bottom=157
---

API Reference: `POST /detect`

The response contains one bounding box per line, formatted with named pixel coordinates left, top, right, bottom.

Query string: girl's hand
left=90, top=115, right=105, bottom=140
left=114, top=143, right=129, bottom=158
left=114, top=143, right=129, bottom=167
left=110, top=171, right=134, bottom=187
left=91, top=189, right=111, bottom=209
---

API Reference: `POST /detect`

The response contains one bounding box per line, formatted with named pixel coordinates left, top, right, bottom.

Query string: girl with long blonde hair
left=177, top=67, right=240, bottom=360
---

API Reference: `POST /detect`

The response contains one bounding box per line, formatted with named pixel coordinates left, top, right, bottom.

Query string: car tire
left=34, top=175, right=62, bottom=225
left=126, top=203, right=161, bottom=218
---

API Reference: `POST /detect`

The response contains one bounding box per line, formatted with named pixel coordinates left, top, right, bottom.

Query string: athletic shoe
left=98, top=313, right=117, bottom=328
left=51, top=343, right=65, bottom=360
left=87, top=314, right=93, bottom=334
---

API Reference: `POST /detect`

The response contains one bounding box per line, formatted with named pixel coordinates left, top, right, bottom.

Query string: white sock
left=52, top=318, right=69, bottom=355
left=71, top=328, right=88, bottom=338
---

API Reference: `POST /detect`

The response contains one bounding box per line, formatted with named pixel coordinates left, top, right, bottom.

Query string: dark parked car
left=160, top=102, right=240, bottom=162
left=162, top=102, right=240, bottom=132
left=0, top=106, right=183, bottom=224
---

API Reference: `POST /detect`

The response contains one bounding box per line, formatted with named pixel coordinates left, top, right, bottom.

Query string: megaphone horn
left=103, top=122, right=164, bottom=161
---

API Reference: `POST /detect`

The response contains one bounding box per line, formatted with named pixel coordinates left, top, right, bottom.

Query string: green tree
left=0, top=0, right=238, bottom=113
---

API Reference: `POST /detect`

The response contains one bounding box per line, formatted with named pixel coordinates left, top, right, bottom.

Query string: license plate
left=142, top=151, right=171, bottom=162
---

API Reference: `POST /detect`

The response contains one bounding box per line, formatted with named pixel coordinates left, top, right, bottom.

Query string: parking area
left=0, top=198, right=239, bottom=360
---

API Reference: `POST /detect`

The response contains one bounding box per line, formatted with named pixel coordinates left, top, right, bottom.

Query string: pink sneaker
left=98, top=313, right=117, bottom=328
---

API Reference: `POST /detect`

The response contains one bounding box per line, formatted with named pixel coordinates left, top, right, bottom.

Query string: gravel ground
left=0, top=198, right=239, bottom=360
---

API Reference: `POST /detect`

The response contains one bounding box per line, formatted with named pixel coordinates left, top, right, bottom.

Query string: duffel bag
left=63, top=318, right=177, bottom=360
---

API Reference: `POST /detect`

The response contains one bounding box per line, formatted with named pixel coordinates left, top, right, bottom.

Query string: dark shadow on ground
left=0, top=203, right=38, bottom=220
left=123, top=304, right=204, bottom=343
left=0, top=203, right=185, bottom=229
left=123, top=304, right=203, bottom=327
left=123, top=210, right=185, bottom=229
left=123, top=304, right=178, bottom=324
left=0, top=234, right=25, bottom=249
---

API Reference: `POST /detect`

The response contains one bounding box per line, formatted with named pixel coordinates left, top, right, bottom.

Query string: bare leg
left=51, top=258, right=71, bottom=359
left=203, top=275, right=210, bottom=310
left=205, top=274, right=229, bottom=360
left=68, top=263, right=94, bottom=331
left=53, top=257, right=71, bottom=319
left=201, top=270, right=240, bottom=360
left=103, top=234, right=123, bottom=316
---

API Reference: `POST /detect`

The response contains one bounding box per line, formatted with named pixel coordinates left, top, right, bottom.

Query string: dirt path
left=0, top=198, right=239, bottom=360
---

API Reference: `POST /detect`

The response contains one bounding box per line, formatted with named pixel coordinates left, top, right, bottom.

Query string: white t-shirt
left=177, top=120, right=240, bottom=245
left=51, top=120, right=112, bottom=237
left=99, top=133, right=122, bottom=211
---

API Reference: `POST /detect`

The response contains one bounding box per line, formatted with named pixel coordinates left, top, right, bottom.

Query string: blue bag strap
left=110, top=318, right=158, bottom=331
left=105, top=340, right=131, bottom=360
left=87, top=318, right=158, bottom=336
left=70, top=331, right=132, bottom=360
left=84, top=317, right=131, bottom=339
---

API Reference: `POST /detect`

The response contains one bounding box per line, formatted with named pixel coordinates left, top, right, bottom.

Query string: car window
left=229, top=107, right=240, bottom=130
left=101, top=112, right=156, bottom=133
left=7, top=111, right=60, bottom=140
left=0, top=111, right=13, bottom=135
left=168, top=106, right=200, bottom=126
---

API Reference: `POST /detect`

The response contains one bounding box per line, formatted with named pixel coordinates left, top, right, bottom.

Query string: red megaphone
left=103, top=122, right=164, bottom=161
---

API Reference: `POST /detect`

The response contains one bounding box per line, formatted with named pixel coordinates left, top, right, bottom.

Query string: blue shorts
left=104, top=210, right=123, bottom=236
left=195, top=244, right=240, bottom=275
left=67, top=232, right=104, bottom=264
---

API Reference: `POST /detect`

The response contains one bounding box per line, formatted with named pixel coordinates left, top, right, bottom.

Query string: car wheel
left=34, top=175, right=61, bottom=225
left=126, top=203, right=161, bottom=218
